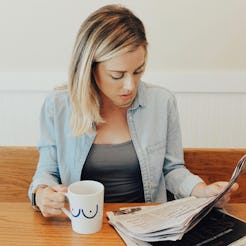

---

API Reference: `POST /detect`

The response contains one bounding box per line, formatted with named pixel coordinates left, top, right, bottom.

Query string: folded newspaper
left=107, top=154, right=246, bottom=246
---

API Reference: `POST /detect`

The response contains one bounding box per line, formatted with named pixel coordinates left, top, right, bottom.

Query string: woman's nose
left=123, top=76, right=134, bottom=92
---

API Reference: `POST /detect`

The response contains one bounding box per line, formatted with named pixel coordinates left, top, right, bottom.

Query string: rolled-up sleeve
left=163, top=95, right=203, bottom=199
left=28, top=94, right=61, bottom=200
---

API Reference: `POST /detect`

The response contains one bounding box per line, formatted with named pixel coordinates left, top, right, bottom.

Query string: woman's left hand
left=191, top=181, right=239, bottom=208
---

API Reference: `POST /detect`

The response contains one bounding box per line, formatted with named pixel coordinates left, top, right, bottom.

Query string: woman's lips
left=120, top=93, right=132, bottom=100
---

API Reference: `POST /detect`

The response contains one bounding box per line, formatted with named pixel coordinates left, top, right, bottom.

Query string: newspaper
left=107, top=154, right=246, bottom=245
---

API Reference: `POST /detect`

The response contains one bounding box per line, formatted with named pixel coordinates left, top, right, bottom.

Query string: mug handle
left=59, top=191, right=72, bottom=220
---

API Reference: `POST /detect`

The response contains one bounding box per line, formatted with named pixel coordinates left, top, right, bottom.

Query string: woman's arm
left=163, top=94, right=204, bottom=198
left=28, top=94, right=62, bottom=204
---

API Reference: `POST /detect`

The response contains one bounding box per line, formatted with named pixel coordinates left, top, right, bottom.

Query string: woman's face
left=93, top=45, right=146, bottom=108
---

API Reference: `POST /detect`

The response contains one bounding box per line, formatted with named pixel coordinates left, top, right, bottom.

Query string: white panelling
left=0, top=72, right=67, bottom=92
left=1, top=0, right=246, bottom=146
left=0, top=91, right=48, bottom=146
left=143, top=71, right=246, bottom=93
left=0, top=72, right=245, bottom=147
left=176, top=93, right=246, bottom=148
left=0, top=71, right=246, bottom=93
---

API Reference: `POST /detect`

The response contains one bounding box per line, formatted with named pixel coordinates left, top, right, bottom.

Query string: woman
left=29, top=4, right=238, bottom=217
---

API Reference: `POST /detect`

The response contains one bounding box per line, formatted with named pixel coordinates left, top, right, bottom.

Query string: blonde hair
left=69, top=4, right=148, bottom=136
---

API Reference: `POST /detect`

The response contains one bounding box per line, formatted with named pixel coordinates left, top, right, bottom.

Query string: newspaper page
left=186, top=153, right=246, bottom=233
left=107, top=196, right=214, bottom=242
left=107, top=154, right=246, bottom=245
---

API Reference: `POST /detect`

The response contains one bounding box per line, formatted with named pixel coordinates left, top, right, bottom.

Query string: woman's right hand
left=35, top=184, right=67, bottom=217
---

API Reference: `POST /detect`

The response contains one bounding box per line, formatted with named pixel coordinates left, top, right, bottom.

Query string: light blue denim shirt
left=29, top=81, right=203, bottom=202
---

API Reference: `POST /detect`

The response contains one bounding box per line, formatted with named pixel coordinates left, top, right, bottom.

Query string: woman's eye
left=111, top=74, right=124, bottom=80
left=110, top=70, right=143, bottom=80
left=134, top=70, right=144, bottom=75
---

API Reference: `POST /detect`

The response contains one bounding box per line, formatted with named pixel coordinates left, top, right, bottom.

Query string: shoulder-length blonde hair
left=69, top=4, right=148, bottom=136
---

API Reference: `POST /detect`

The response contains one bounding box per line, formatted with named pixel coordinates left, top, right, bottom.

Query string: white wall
left=0, top=0, right=246, bottom=147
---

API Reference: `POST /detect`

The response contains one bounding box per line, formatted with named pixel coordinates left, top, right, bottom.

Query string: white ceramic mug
left=61, top=180, right=104, bottom=234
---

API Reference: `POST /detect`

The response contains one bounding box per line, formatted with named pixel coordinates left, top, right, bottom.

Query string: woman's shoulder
left=43, top=86, right=70, bottom=109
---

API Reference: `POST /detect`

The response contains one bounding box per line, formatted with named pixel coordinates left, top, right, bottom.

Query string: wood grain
left=0, top=202, right=245, bottom=246
left=184, top=148, right=246, bottom=202
left=0, top=146, right=38, bottom=202
left=0, top=147, right=245, bottom=202
left=225, top=203, right=246, bottom=221
left=0, top=202, right=126, bottom=246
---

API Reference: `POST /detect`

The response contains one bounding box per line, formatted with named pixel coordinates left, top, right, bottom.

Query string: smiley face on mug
left=71, top=204, right=99, bottom=219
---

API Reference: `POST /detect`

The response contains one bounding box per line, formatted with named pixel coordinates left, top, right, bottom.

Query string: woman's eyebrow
left=108, top=62, right=145, bottom=73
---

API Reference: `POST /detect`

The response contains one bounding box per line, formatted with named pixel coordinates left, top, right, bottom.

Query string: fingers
left=36, top=185, right=67, bottom=217
left=205, top=182, right=238, bottom=195
left=212, top=182, right=239, bottom=196
left=53, top=184, right=68, bottom=193
left=215, top=193, right=231, bottom=208
left=192, top=181, right=239, bottom=209
left=42, top=207, right=63, bottom=217
left=206, top=181, right=239, bottom=208
left=202, top=182, right=225, bottom=197
left=230, top=183, right=239, bottom=192
left=44, top=198, right=65, bottom=209
left=205, top=184, right=221, bottom=197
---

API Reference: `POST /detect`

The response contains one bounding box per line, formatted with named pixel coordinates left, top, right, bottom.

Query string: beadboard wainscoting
left=0, top=71, right=245, bottom=147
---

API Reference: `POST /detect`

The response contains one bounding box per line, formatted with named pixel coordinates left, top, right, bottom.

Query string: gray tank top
left=81, top=140, right=145, bottom=202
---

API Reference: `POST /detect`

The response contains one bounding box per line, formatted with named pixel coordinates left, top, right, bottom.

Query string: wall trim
left=0, top=71, right=246, bottom=93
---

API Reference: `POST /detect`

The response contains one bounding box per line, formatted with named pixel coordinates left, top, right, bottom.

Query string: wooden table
left=0, top=203, right=245, bottom=246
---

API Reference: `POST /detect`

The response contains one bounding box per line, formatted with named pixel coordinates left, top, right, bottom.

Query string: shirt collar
left=130, top=81, right=146, bottom=110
